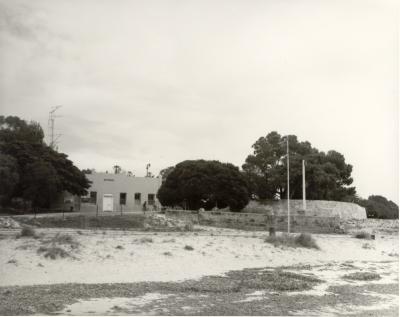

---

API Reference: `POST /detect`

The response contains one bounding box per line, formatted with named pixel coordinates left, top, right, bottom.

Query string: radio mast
left=48, top=106, right=62, bottom=150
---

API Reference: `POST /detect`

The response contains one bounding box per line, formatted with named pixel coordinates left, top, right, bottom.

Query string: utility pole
left=287, top=136, right=290, bottom=234
left=48, top=106, right=62, bottom=150
left=302, top=160, right=306, bottom=211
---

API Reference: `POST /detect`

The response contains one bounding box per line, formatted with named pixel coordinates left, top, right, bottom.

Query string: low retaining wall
left=165, top=209, right=343, bottom=234
left=243, top=200, right=366, bottom=219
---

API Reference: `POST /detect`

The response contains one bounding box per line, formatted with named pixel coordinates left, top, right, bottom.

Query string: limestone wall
left=243, top=199, right=366, bottom=220
left=164, top=209, right=343, bottom=234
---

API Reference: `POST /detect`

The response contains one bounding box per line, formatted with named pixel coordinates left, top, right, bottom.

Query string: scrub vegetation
left=265, top=233, right=320, bottom=249
left=342, top=272, right=381, bottom=281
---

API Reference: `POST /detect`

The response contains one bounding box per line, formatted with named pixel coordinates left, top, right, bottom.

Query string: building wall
left=81, top=173, right=162, bottom=212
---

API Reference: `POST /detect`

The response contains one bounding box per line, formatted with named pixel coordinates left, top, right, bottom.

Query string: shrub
left=20, top=226, right=36, bottom=238
left=295, top=233, right=319, bottom=249
left=354, top=231, right=371, bottom=239
left=184, top=222, right=194, bottom=231
left=265, top=233, right=319, bottom=250
left=342, top=272, right=381, bottom=281
left=184, top=245, right=194, bottom=251
left=163, top=251, right=172, bottom=256
left=139, top=237, right=153, bottom=243
left=37, top=246, right=71, bottom=259
left=48, top=234, right=80, bottom=249
left=362, top=243, right=373, bottom=249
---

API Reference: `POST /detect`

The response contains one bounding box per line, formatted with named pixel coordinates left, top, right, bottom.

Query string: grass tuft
left=163, top=251, right=173, bottom=256
left=342, top=272, right=381, bottom=281
left=184, top=245, right=194, bottom=251
left=265, top=233, right=319, bottom=249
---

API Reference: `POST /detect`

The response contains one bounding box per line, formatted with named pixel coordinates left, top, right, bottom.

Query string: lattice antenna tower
left=48, top=105, right=62, bottom=150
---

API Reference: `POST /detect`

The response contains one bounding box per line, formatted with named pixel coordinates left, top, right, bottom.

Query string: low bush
left=354, top=231, right=371, bottom=239
left=184, top=222, right=194, bottom=231
left=139, top=237, right=153, bottom=244
left=265, top=233, right=319, bottom=250
left=46, top=233, right=80, bottom=249
left=20, top=226, right=36, bottom=238
left=184, top=245, right=194, bottom=251
left=37, top=246, right=71, bottom=259
left=342, top=272, right=381, bottom=281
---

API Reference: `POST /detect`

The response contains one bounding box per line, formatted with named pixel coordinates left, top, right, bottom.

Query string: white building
left=80, top=172, right=162, bottom=212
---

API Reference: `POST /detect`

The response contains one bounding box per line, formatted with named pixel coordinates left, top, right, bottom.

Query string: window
left=148, top=194, right=155, bottom=205
left=134, top=193, right=141, bottom=205
left=120, top=193, right=127, bottom=205
left=82, top=191, right=97, bottom=204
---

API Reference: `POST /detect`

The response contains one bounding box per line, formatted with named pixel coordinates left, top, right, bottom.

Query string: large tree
left=0, top=154, right=19, bottom=204
left=356, top=195, right=399, bottom=219
left=0, top=115, right=90, bottom=208
left=157, top=160, right=249, bottom=211
left=243, top=131, right=356, bottom=201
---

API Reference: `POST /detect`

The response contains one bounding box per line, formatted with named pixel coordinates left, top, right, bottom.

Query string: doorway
left=103, top=194, right=114, bottom=212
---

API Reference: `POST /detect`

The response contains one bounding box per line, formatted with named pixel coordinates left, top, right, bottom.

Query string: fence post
left=120, top=204, right=122, bottom=216
left=96, top=204, right=98, bottom=217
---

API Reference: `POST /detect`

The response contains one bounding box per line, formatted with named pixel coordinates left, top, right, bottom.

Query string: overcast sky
left=0, top=0, right=398, bottom=203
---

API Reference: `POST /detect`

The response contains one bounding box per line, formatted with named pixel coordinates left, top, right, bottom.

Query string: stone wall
left=243, top=199, right=366, bottom=220
left=164, top=209, right=343, bottom=234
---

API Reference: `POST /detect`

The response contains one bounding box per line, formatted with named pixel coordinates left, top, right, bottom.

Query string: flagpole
left=287, top=136, right=290, bottom=234
left=302, top=159, right=306, bottom=211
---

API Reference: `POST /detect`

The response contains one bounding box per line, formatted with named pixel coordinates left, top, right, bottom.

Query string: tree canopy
left=356, top=195, right=399, bottom=219
left=242, top=131, right=356, bottom=201
left=0, top=115, right=90, bottom=208
left=157, top=160, right=249, bottom=211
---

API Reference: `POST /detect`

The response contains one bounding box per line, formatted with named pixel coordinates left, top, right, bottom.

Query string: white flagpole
left=287, top=136, right=290, bottom=234
left=302, top=160, right=306, bottom=211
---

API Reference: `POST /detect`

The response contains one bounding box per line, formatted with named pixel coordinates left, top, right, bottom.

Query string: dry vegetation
left=342, top=272, right=381, bottom=281
left=265, top=233, right=320, bottom=249
left=353, top=231, right=372, bottom=239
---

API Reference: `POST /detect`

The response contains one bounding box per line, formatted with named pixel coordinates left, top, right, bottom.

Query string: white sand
left=0, top=228, right=398, bottom=287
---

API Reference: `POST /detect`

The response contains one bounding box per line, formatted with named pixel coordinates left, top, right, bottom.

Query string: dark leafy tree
left=356, top=195, right=398, bottom=219
left=159, top=166, right=175, bottom=183
left=0, top=115, right=44, bottom=144
left=157, top=160, right=249, bottom=211
left=0, top=154, right=19, bottom=204
left=82, top=168, right=95, bottom=174
left=243, top=131, right=356, bottom=201
left=22, top=160, right=61, bottom=208
left=0, top=115, right=90, bottom=208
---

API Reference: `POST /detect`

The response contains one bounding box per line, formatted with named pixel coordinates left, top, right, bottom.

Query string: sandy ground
left=0, top=226, right=398, bottom=315
left=0, top=226, right=398, bottom=286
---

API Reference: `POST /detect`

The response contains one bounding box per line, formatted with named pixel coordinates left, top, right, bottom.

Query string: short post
left=62, top=208, right=65, bottom=220
left=96, top=204, right=99, bottom=217
left=120, top=204, right=122, bottom=216
left=34, top=207, right=37, bottom=219
left=268, top=214, right=276, bottom=237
